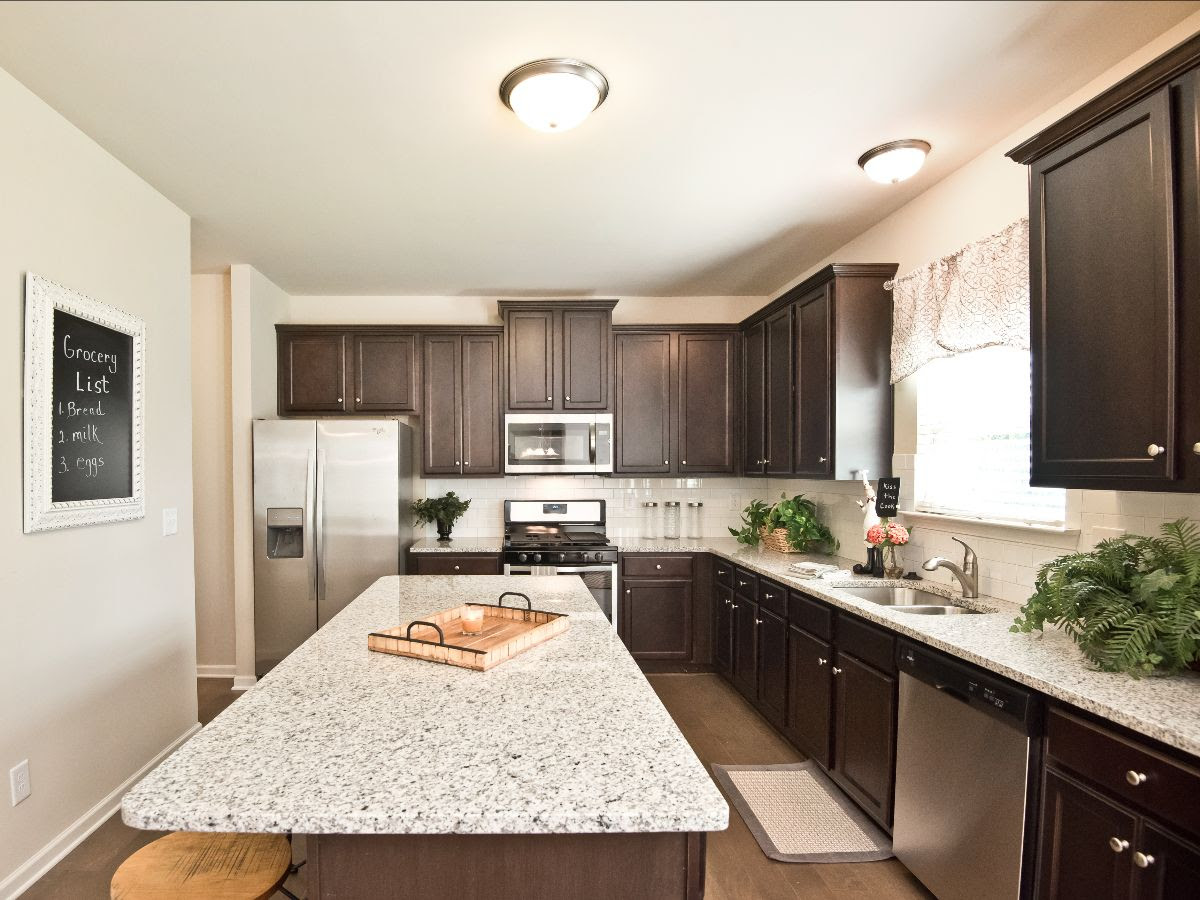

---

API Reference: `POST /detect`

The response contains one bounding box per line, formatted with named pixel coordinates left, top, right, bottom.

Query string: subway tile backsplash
left=417, top=460, right=1200, bottom=608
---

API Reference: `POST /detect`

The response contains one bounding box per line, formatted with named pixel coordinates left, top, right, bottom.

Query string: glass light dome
left=500, top=59, right=609, bottom=134
left=858, top=140, right=932, bottom=184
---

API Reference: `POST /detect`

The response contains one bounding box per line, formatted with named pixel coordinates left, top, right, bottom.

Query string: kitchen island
left=122, top=576, right=728, bottom=899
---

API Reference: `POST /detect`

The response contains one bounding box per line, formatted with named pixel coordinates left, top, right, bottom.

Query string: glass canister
left=663, top=501, right=681, bottom=539
left=684, top=501, right=703, bottom=539
left=641, top=501, right=659, bottom=539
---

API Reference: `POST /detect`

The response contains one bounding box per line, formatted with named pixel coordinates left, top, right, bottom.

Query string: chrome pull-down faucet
left=923, top=537, right=980, bottom=599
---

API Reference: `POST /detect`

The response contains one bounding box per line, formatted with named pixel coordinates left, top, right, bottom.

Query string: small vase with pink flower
left=866, top=519, right=910, bottom=579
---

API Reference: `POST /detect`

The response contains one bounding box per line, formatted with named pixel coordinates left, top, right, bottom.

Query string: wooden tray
left=367, top=592, right=569, bottom=671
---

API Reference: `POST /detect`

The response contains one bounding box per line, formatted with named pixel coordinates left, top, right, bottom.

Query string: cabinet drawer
left=410, top=554, right=501, bottom=575
left=734, top=568, right=757, bottom=599
left=757, top=577, right=787, bottom=616
left=835, top=614, right=896, bottom=674
left=789, top=591, right=834, bottom=641
left=623, top=555, right=693, bottom=578
left=1046, top=706, right=1200, bottom=839
left=712, top=558, right=734, bottom=587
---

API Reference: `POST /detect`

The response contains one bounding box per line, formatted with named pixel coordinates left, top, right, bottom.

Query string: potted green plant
left=729, top=493, right=838, bottom=554
left=1010, top=519, right=1200, bottom=676
left=411, top=492, right=471, bottom=541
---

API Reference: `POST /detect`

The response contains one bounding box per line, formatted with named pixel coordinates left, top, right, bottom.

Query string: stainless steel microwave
left=504, top=414, right=613, bottom=474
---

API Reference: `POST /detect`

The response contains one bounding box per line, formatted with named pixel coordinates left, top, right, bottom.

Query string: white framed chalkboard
left=23, top=273, right=145, bottom=532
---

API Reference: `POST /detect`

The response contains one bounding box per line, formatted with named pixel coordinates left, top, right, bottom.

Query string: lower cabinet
left=785, top=624, right=832, bottom=768
left=756, top=607, right=788, bottom=729
left=621, top=579, right=692, bottom=660
left=829, top=647, right=897, bottom=828
left=715, top=581, right=733, bottom=676
left=408, top=553, right=501, bottom=575
left=731, top=599, right=758, bottom=698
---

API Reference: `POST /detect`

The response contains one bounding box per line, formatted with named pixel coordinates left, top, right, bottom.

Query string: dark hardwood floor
left=22, top=674, right=930, bottom=900
left=646, top=673, right=933, bottom=900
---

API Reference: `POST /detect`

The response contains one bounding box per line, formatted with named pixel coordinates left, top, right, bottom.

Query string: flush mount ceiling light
left=857, top=139, right=932, bottom=184
left=500, top=58, right=609, bottom=133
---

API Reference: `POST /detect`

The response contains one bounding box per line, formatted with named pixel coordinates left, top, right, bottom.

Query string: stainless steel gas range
left=502, top=499, right=618, bottom=629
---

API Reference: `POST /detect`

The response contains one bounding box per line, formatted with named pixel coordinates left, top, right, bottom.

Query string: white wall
left=191, top=273, right=235, bottom=674
left=0, top=65, right=196, bottom=896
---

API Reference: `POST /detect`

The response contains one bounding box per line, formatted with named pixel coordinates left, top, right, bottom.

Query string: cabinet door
left=353, top=333, right=418, bottom=413
left=562, top=309, right=609, bottom=410
left=1037, top=769, right=1136, bottom=900
left=831, top=650, right=896, bottom=827
left=731, top=599, right=758, bottom=700
left=743, top=320, right=766, bottom=474
left=794, top=288, right=833, bottom=477
left=1030, top=88, right=1178, bottom=487
left=1135, top=823, right=1200, bottom=900
left=764, top=307, right=794, bottom=475
left=622, top=579, right=692, bottom=660
left=614, top=333, right=672, bottom=473
left=279, top=333, right=347, bottom=414
left=786, top=625, right=832, bottom=768
left=505, top=309, right=555, bottom=410
left=715, top=582, right=733, bottom=676
left=421, top=335, right=462, bottom=475
left=461, top=334, right=501, bottom=474
left=756, top=607, right=788, bottom=728
left=678, top=332, right=737, bottom=474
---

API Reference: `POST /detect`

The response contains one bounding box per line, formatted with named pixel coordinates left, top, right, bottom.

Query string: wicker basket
left=759, top=526, right=802, bottom=554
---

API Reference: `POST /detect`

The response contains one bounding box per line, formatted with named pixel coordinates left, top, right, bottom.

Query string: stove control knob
left=594, top=552, right=605, bottom=562
left=518, top=553, right=528, bottom=563
left=532, top=553, right=542, bottom=564
left=556, top=552, right=566, bottom=563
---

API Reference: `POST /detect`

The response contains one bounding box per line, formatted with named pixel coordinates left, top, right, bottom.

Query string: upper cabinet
left=613, top=328, right=739, bottom=475
left=1007, top=34, right=1200, bottom=491
left=741, top=264, right=897, bottom=480
left=498, top=300, right=616, bottom=412
left=277, top=326, right=418, bottom=416
left=420, top=331, right=502, bottom=477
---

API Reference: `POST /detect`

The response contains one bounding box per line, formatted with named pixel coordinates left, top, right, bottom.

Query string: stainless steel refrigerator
left=253, top=419, right=413, bottom=676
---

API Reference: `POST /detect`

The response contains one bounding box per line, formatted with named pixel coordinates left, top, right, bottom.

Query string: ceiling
left=0, top=1, right=1195, bottom=297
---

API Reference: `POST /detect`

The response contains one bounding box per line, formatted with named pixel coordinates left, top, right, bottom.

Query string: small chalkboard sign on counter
left=23, top=273, right=145, bottom=532
left=875, top=477, right=900, bottom=517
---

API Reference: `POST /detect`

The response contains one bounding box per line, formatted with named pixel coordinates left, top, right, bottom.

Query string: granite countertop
left=122, top=576, right=728, bottom=836
left=410, top=537, right=505, bottom=553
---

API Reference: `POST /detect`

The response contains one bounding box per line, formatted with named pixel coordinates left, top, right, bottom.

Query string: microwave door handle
left=589, top=425, right=597, bottom=464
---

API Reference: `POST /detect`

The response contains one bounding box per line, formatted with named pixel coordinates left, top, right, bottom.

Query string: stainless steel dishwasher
left=893, top=641, right=1041, bottom=900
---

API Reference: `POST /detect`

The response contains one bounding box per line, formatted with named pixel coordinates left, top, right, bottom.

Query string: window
left=915, top=347, right=1066, bottom=527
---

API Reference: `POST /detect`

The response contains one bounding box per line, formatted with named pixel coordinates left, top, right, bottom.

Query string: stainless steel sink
left=840, top=586, right=982, bottom=615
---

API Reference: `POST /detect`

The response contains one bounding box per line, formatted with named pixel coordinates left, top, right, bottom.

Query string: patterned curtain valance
left=887, top=217, right=1030, bottom=384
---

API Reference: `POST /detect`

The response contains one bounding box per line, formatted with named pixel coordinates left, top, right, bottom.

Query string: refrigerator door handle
left=305, top=449, right=317, bottom=601
left=316, top=448, right=327, bottom=605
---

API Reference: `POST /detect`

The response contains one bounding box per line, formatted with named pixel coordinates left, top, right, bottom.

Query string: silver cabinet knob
left=655, top=564, right=662, bottom=570
left=1147, top=444, right=1165, bottom=457
left=817, top=657, right=828, bottom=666
left=565, top=395, right=571, bottom=401
left=1125, top=770, right=1147, bottom=786
left=1133, top=852, right=1156, bottom=869
left=831, top=666, right=843, bottom=675
left=663, top=460, right=669, bottom=465
left=764, top=459, right=771, bottom=465
left=731, top=604, right=738, bottom=609
left=764, top=593, right=774, bottom=599
left=738, top=580, right=748, bottom=587
left=755, top=618, right=763, bottom=625
left=453, top=565, right=460, bottom=571
left=546, top=395, right=552, bottom=401
left=818, top=457, right=827, bottom=463
left=1109, top=837, right=1129, bottom=853
left=356, top=396, right=361, bottom=403
left=724, top=598, right=731, bottom=606
left=1193, top=442, right=1200, bottom=455
left=626, top=589, right=631, bottom=595
left=717, top=570, right=727, bottom=576
left=337, top=397, right=343, bottom=403
left=455, top=460, right=460, bottom=466
left=681, top=460, right=687, bottom=465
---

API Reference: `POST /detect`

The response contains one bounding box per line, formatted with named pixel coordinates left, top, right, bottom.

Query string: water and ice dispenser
left=265, top=507, right=305, bottom=559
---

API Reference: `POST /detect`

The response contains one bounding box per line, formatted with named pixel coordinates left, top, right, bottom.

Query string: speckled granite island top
left=122, top=576, right=729, bottom=835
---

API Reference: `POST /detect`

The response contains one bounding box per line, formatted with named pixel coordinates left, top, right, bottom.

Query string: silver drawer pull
left=731, top=604, right=738, bottom=609
left=1193, top=442, right=1200, bottom=455
left=1133, top=852, right=1156, bottom=869
left=717, top=570, right=727, bottom=576
left=831, top=666, right=843, bottom=675
left=1109, top=837, right=1129, bottom=853
left=764, top=593, right=774, bottom=599
left=453, top=565, right=460, bottom=571
left=655, top=564, right=662, bottom=570
left=755, top=618, right=763, bottom=626
left=1125, top=770, right=1147, bottom=786
left=817, top=657, right=828, bottom=666
left=738, top=580, right=748, bottom=587
left=1147, top=443, right=1165, bottom=458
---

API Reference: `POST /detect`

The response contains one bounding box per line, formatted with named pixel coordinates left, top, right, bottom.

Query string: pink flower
left=867, top=521, right=909, bottom=546
left=887, top=523, right=910, bottom=545
left=866, top=524, right=887, bottom=545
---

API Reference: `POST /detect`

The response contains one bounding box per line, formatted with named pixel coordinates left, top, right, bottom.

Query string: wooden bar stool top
left=110, top=831, right=292, bottom=899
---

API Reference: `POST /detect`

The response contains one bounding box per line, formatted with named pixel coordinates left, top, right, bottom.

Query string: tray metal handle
left=406, top=620, right=446, bottom=645
left=497, top=591, right=532, bottom=610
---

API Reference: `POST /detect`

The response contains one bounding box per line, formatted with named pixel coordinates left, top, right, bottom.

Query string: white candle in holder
left=461, top=606, right=484, bottom=634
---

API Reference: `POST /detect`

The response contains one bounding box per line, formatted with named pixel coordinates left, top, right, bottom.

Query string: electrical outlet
left=10, top=760, right=30, bottom=806
left=162, top=507, right=178, bottom=536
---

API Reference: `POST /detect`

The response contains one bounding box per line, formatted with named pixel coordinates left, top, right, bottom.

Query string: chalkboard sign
left=875, top=477, right=900, bottom=517
left=52, top=310, right=133, bottom=502
left=23, top=273, right=145, bottom=532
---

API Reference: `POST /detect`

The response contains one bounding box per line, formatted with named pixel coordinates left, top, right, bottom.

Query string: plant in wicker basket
left=1010, top=519, right=1200, bottom=677
left=729, top=493, right=838, bottom=554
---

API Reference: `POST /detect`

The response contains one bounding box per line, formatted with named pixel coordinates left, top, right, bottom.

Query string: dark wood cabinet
left=353, top=333, right=419, bottom=413
left=731, top=598, right=758, bottom=700
left=1008, top=35, right=1200, bottom=491
left=756, top=607, right=788, bottom=729
left=830, top=648, right=897, bottom=828
left=740, top=264, right=896, bottom=479
left=613, top=328, right=737, bottom=475
left=715, top=582, right=733, bottom=676
left=278, top=331, right=348, bottom=414
left=1038, top=770, right=1137, bottom=900
left=622, top=579, right=693, bottom=660
left=409, top=553, right=502, bottom=575
left=499, top=301, right=615, bottom=412
left=785, top=624, right=833, bottom=768
left=1137, top=823, right=1200, bottom=900
left=420, top=332, right=501, bottom=476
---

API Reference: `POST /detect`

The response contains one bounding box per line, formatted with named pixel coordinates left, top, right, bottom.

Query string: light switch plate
left=162, top=507, right=178, bottom=536
left=10, top=760, right=30, bottom=806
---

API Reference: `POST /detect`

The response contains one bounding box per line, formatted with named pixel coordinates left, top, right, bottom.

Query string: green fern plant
left=1011, top=519, right=1200, bottom=676
left=729, top=493, right=838, bottom=553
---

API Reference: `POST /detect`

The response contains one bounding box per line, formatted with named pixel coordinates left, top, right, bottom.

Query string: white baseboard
left=232, top=674, right=257, bottom=692
left=196, top=664, right=237, bottom=679
left=0, top=722, right=201, bottom=900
